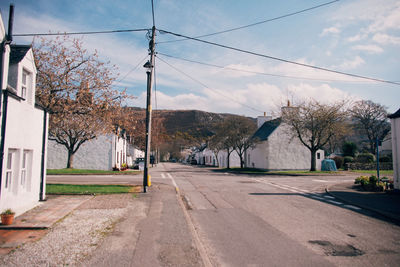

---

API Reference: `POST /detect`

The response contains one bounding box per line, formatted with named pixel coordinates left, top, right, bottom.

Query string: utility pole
left=143, top=25, right=156, bottom=193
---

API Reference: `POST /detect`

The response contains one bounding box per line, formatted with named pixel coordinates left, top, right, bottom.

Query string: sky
left=0, top=0, right=399, bottom=118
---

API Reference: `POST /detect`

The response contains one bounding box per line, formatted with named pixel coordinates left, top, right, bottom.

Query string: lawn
left=46, top=184, right=142, bottom=195
left=47, top=168, right=141, bottom=175
left=214, top=168, right=340, bottom=175
left=349, top=170, right=394, bottom=176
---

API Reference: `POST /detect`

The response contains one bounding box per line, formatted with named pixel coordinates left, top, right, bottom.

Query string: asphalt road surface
left=48, top=163, right=400, bottom=266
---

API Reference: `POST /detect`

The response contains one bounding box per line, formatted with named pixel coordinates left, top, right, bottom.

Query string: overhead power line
left=156, top=55, right=264, bottom=114
left=157, top=52, right=376, bottom=83
left=158, top=0, right=339, bottom=44
left=14, top=28, right=150, bottom=37
left=158, top=29, right=400, bottom=86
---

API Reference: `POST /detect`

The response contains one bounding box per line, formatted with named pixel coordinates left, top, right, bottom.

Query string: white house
left=47, top=129, right=128, bottom=171
left=127, top=144, right=144, bottom=167
left=245, top=114, right=324, bottom=171
left=0, top=12, right=49, bottom=216
left=193, top=148, right=241, bottom=168
left=389, top=108, right=400, bottom=190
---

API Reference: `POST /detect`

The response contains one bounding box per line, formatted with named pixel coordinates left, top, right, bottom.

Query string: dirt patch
left=308, top=240, right=364, bottom=257
left=78, top=194, right=133, bottom=209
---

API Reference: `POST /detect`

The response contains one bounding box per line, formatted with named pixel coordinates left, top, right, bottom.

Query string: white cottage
left=388, top=108, right=400, bottom=190
left=245, top=115, right=324, bottom=171
left=0, top=13, right=49, bottom=215
left=47, top=129, right=128, bottom=171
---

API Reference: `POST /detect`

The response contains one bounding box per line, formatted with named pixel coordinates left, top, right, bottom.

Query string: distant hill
left=126, top=107, right=255, bottom=136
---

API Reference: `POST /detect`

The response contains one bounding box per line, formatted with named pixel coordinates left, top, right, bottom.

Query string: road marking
left=167, top=173, right=172, bottom=179
left=324, top=195, right=335, bottom=199
left=344, top=205, right=362, bottom=211
left=327, top=200, right=343, bottom=205
left=313, top=179, right=329, bottom=182
left=161, top=173, right=165, bottom=179
left=167, top=173, right=178, bottom=191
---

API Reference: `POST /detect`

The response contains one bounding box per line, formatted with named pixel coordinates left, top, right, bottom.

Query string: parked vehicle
left=190, top=159, right=197, bottom=165
left=133, top=158, right=144, bottom=169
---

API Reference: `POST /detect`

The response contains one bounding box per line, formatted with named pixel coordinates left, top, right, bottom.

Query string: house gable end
left=388, top=108, right=400, bottom=119
left=252, top=118, right=281, bottom=141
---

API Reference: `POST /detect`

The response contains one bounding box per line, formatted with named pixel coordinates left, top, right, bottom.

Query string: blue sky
left=0, top=0, right=399, bottom=117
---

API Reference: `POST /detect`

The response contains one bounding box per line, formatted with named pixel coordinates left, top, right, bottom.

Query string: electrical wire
left=14, top=28, right=150, bottom=37
left=115, top=54, right=149, bottom=84
left=157, top=52, right=376, bottom=83
left=156, top=55, right=265, bottom=114
left=158, top=29, right=400, bottom=86
left=157, top=0, right=339, bottom=44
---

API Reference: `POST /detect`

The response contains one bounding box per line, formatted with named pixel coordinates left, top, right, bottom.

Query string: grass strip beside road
left=349, top=170, right=394, bottom=176
left=47, top=168, right=141, bottom=175
left=46, top=184, right=142, bottom=195
left=214, top=167, right=340, bottom=176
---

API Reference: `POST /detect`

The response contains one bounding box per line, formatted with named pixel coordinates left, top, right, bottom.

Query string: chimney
left=257, top=112, right=272, bottom=128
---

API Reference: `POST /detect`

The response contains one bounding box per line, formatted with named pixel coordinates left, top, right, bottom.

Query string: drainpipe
left=39, top=109, right=47, bottom=201
left=0, top=91, right=9, bottom=198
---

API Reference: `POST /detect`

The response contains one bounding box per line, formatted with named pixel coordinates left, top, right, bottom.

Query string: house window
left=117, top=152, right=119, bottom=164
left=5, top=152, right=13, bottom=191
left=317, top=153, right=320, bottom=160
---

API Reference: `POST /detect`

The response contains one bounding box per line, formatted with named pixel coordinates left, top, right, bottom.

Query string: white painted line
left=167, top=173, right=173, bottom=179
left=327, top=200, right=343, bottom=205
left=310, top=196, right=324, bottom=200
left=324, top=195, right=335, bottom=199
left=161, top=173, right=166, bottom=179
left=313, top=179, right=328, bottom=182
left=344, top=205, right=362, bottom=211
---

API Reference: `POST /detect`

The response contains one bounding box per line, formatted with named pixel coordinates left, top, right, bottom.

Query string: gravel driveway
left=0, top=194, right=136, bottom=266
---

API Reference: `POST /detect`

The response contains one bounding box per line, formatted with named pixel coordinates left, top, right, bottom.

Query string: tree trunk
left=67, top=149, right=74, bottom=168
left=227, top=149, right=230, bottom=169
left=310, top=149, right=317, bottom=171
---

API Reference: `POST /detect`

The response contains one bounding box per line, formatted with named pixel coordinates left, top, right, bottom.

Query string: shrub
left=1, top=209, right=15, bottom=215
left=333, top=156, right=344, bottom=169
left=379, top=155, right=392, bottom=162
left=369, top=175, right=378, bottom=185
left=343, top=156, right=354, bottom=164
left=355, top=153, right=375, bottom=163
left=342, top=142, right=357, bottom=157
left=355, top=176, right=369, bottom=185
left=375, top=182, right=385, bottom=192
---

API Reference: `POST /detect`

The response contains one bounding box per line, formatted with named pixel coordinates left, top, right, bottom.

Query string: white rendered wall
left=112, top=135, right=127, bottom=169
left=391, top=117, right=400, bottom=189
left=0, top=97, right=46, bottom=216
left=217, top=150, right=240, bottom=168
left=247, top=124, right=323, bottom=170
left=47, top=135, right=113, bottom=170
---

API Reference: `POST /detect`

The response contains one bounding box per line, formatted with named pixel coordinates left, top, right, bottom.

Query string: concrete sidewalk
left=326, top=181, right=400, bottom=223
left=0, top=195, right=92, bottom=255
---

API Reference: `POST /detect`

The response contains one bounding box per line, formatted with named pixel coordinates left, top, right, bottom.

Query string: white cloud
left=347, top=34, right=367, bottom=42
left=352, top=44, right=384, bottom=54
left=337, top=56, right=365, bottom=70
left=287, top=83, right=354, bottom=104
left=372, top=33, right=400, bottom=45
left=320, top=27, right=340, bottom=36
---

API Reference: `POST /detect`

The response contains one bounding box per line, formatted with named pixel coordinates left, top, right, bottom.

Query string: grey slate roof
left=388, top=108, right=400, bottom=119
left=9, top=44, right=31, bottom=65
left=251, top=118, right=281, bottom=141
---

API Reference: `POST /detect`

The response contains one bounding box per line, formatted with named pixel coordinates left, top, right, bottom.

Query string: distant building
left=389, top=108, right=400, bottom=190
left=245, top=114, right=324, bottom=171
left=0, top=12, right=49, bottom=216
left=47, top=129, right=128, bottom=170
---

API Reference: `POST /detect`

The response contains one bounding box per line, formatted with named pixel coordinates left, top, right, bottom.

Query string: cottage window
left=5, top=152, right=13, bottom=190
left=21, top=69, right=33, bottom=104
left=317, top=153, right=320, bottom=159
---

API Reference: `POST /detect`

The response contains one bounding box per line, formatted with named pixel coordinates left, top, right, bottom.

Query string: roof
left=388, top=108, right=400, bottom=119
left=251, top=118, right=281, bottom=141
left=9, top=45, right=31, bottom=65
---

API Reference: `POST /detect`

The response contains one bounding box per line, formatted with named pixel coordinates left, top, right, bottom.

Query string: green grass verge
left=46, top=184, right=141, bottom=195
left=349, top=170, right=394, bottom=176
left=214, top=167, right=339, bottom=175
left=47, top=168, right=141, bottom=175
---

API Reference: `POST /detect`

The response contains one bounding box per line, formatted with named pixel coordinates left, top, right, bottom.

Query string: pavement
left=1, top=179, right=400, bottom=258
left=326, top=181, right=400, bottom=224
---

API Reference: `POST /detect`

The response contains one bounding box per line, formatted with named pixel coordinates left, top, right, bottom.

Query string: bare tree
left=34, top=36, right=129, bottom=168
left=351, top=100, right=390, bottom=154
left=282, top=100, right=349, bottom=171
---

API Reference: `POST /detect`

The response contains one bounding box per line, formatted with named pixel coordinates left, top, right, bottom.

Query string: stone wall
left=346, top=162, right=393, bottom=170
